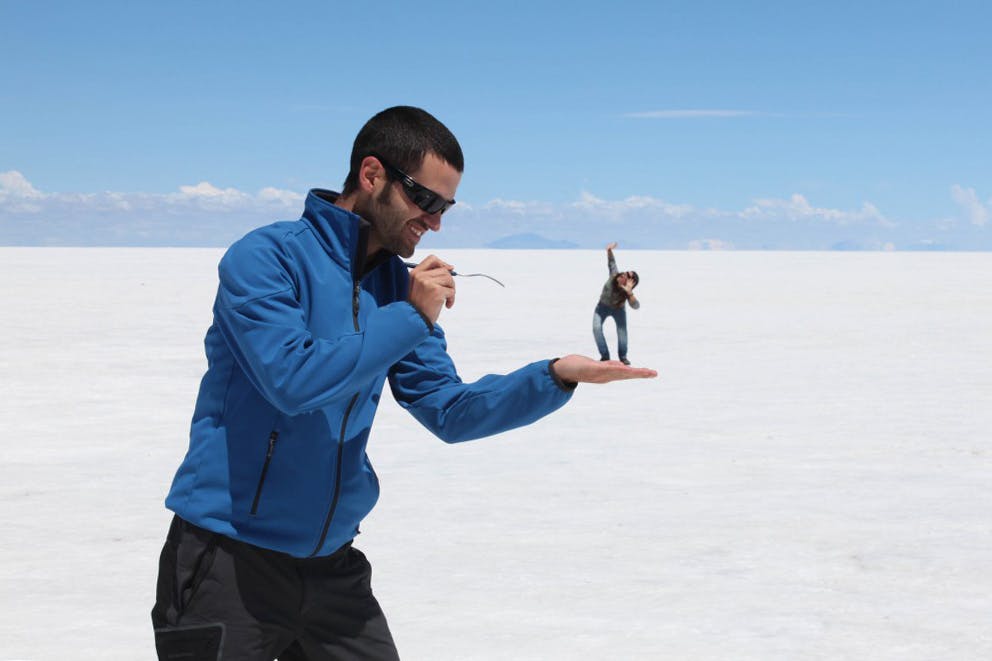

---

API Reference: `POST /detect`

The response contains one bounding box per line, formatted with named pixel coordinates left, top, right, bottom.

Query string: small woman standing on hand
left=592, top=242, right=640, bottom=365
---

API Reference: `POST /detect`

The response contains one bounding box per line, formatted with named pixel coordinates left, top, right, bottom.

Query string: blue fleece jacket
left=165, top=190, right=574, bottom=557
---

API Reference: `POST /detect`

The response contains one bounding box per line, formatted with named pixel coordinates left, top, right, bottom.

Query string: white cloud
left=0, top=171, right=302, bottom=216
left=567, top=191, right=887, bottom=228
left=105, top=191, right=133, bottom=211
left=482, top=198, right=556, bottom=216
left=571, top=191, right=694, bottom=221
left=950, top=184, right=989, bottom=227
left=0, top=170, right=45, bottom=212
left=258, top=187, right=306, bottom=207
left=178, top=181, right=238, bottom=199
left=3, top=172, right=985, bottom=249
left=451, top=191, right=905, bottom=250
left=742, top=194, right=892, bottom=227
left=623, top=109, right=773, bottom=119
left=0, top=171, right=43, bottom=198
left=688, top=238, right=734, bottom=250
left=172, top=182, right=256, bottom=210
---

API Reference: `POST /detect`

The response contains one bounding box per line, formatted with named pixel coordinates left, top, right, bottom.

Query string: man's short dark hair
left=342, top=106, right=464, bottom=195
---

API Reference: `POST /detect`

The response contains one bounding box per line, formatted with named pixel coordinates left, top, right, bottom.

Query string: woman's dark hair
left=616, top=270, right=639, bottom=288
left=342, top=106, right=464, bottom=195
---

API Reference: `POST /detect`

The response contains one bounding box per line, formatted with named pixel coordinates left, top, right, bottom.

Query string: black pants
left=152, top=516, right=400, bottom=660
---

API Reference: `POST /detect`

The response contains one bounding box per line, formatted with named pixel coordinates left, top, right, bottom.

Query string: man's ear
left=358, top=155, right=387, bottom=195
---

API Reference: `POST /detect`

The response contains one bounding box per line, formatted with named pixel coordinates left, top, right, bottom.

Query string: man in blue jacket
left=152, top=106, right=656, bottom=660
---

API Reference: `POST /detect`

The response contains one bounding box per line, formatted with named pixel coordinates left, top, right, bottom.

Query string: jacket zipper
left=249, top=431, right=279, bottom=515
left=309, top=278, right=362, bottom=556
left=310, top=393, right=358, bottom=556
left=351, top=281, right=361, bottom=331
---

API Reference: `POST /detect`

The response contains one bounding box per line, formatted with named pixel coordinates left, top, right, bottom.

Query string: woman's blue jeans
left=592, top=302, right=627, bottom=360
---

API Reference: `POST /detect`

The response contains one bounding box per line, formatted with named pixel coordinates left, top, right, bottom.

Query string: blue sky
left=2, top=0, right=990, bottom=249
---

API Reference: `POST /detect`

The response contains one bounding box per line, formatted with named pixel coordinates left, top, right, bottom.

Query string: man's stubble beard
left=366, top=185, right=415, bottom=258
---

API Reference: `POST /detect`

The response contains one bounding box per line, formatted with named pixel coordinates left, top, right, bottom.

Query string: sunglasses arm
left=402, top=261, right=505, bottom=287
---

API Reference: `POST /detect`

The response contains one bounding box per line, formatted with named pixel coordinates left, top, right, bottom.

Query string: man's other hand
left=553, top=354, right=657, bottom=384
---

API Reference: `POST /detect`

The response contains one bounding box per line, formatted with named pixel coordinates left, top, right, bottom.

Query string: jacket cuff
left=548, top=358, right=578, bottom=391
left=408, top=302, right=434, bottom=333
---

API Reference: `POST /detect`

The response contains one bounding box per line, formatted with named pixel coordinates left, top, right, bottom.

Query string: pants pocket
left=154, top=622, right=224, bottom=661
left=178, top=524, right=220, bottom=614
left=152, top=517, right=221, bottom=627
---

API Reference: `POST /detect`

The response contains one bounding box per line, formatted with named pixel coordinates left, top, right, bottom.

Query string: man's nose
left=422, top=212, right=442, bottom=232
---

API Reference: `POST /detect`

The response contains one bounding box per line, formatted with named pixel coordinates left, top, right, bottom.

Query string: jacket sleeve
left=607, top=250, right=618, bottom=277
left=387, top=326, right=575, bottom=443
left=212, top=234, right=431, bottom=415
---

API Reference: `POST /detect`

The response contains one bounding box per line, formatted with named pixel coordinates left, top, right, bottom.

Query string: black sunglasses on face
left=370, top=152, right=456, bottom=215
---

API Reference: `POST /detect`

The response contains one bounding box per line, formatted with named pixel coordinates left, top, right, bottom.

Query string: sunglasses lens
left=412, top=189, right=436, bottom=212
left=413, top=188, right=449, bottom=215
left=385, top=157, right=454, bottom=215
left=424, top=196, right=446, bottom=215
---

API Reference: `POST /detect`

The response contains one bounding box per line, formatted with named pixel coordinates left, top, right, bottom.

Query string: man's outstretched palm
left=553, top=354, right=657, bottom=384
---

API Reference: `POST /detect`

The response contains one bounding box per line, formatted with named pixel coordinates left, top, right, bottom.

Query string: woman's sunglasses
left=370, top=152, right=456, bottom=215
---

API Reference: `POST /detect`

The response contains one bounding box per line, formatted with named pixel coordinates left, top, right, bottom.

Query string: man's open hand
left=552, top=354, right=657, bottom=384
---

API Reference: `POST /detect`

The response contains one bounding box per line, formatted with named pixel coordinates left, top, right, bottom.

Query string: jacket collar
left=302, top=189, right=393, bottom=280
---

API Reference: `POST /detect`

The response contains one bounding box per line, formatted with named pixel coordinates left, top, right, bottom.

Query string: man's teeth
left=411, top=226, right=423, bottom=237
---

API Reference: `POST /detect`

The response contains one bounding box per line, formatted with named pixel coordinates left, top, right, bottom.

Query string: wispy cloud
left=436, top=190, right=907, bottom=250
left=623, top=109, right=778, bottom=119
left=688, top=238, right=735, bottom=251
left=0, top=170, right=44, bottom=212
left=0, top=171, right=304, bottom=215
left=741, top=193, right=893, bottom=227
left=2, top=171, right=986, bottom=250
left=571, top=191, right=695, bottom=221
left=482, top=198, right=557, bottom=216
left=0, top=171, right=306, bottom=246
left=950, top=184, right=989, bottom=227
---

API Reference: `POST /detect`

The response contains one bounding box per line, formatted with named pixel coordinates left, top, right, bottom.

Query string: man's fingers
left=608, top=366, right=657, bottom=380
left=588, top=364, right=657, bottom=382
left=438, top=280, right=456, bottom=309
left=407, top=258, right=457, bottom=322
left=553, top=354, right=657, bottom=384
left=413, top=254, right=453, bottom=274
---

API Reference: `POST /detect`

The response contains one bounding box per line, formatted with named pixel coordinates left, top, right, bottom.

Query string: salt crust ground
left=1, top=248, right=990, bottom=660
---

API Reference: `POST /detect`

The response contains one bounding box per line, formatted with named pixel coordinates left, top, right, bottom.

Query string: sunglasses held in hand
left=403, top=261, right=505, bottom=287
